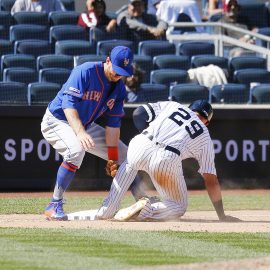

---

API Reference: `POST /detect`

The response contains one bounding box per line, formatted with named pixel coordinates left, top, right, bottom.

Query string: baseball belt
left=142, top=131, right=180, bottom=156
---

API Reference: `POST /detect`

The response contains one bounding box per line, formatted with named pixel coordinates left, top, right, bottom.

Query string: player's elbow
left=133, top=106, right=148, bottom=133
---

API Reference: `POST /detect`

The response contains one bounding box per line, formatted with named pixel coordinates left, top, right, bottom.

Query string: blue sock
left=52, top=162, right=78, bottom=201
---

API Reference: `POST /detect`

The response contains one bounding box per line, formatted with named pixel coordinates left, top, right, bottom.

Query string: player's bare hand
left=220, top=215, right=241, bottom=222
left=77, top=131, right=95, bottom=150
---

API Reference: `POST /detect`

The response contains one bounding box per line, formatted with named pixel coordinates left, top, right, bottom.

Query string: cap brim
left=112, top=64, right=133, bottom=77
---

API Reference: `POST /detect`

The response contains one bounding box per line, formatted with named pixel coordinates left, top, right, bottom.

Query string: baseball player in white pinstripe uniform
left=96, top=100, right=240, bottom=222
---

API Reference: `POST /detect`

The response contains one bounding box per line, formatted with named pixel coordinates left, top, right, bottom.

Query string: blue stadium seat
left=178, top=42, right=215, bottom=59
left=55, top=40, right=95, bottom=55
left=136, top=83, right=169, bottom=102
left=10, top=24, right=49, bottom=42
left=133, top=54, right=153, bottom=83
left=191, top=55, right=228, bottom=69
left=28, top=82, right=61, bottom=105
left=0, top=0, right=15, bottom=11
left=211, top=83, right=249, bottom=104
left=257, top=27, right=270, bottom=48
left=49, top=11, right=80, bottom=25
left=74, top=54, right=106, bottom=66
left=170, top=83, right=209, bottom=103
left=150, top=69, right=188, bottom=87
left=37, top=54, right=74, bottom=70
left=138, top=40, right=176, bottom=57
left=97, top=39, right=134, bottom=55
left=229, top=56, right=267, bottom=75
left=0, top=39, right=13, bottom=56
left=12, top=11, right=48, bottom=25
left=49, top=25, right=88, bottom=44
left=60, top=0, right=75, bottom=11
left=39, top=68, right=71, bottom=85
left=234, top=69, right=270, bottom=85
left=14, top=39, right=51, bottom=57
left=153, top=55, right=190, bottom=70
left=1, top=54, right=35, bottom=75
left=0, top=11, right=12, bottom=39
left=0, top=81, right=28, bottom=105
left=251, top=84, right=270, bottom=104
left=3, top=67, right=38, bottom=84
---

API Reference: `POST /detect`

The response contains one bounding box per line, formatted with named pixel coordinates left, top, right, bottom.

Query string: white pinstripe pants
left=97, top=134, right=188, bottom=221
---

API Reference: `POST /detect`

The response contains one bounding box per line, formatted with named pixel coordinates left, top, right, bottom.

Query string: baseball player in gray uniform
left=96, top=100, right=240, bottom=222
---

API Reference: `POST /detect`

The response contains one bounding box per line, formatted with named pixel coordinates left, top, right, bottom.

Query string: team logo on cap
left=123, top=58, right=129, bottom=66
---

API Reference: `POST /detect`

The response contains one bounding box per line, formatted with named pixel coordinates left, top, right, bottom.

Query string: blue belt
left=142, top=131, right=180, bottom=156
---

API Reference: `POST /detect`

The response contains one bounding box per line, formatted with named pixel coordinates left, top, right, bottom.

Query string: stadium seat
left=211, top=83, right=249, bottom=103
left=0, top=39, right=13, bottom=55
left=191, top=55, right=228, bottom=69
left=49, top=25, right=88, bottom=44
left=178, top=42, right=215, bottom=58
left=234, top=69, right=270, bottom=85
left=12, top=11, right=48, bottom=25
left=74, top=54, right=106, bottom=66
left=39, top=68, right=71, bottom=85
left=96, top=39, right=134, bottom=55
left=10, top=24, right=49, bottom=42
left=133, top=54, right=153, bottom=83
left=55, top=40, right=95, bottom=55
left=0, top=81, right=28, bottom=105
left=3, top=67, right=38, bottom=84
left=0, top=11, right=12, bottom=39
left=49, top=11, right=80, bottom=25
left=257, top=27, right=270, bottom=48
left=170, top=83, right=209, bottom=103
left=138, top=40, right=176, bottom=57
left=251, top=84, right=270, bottom=104
left=1, top=54, right=35, bottom=75
left=14, top=39, right=51, bottom=57
left=60, top=0, right=75, bottom=11
left=37, top=54, right=74, bottom=70
left=150, top=69, right=188, bottom=87
left=0, top=0, right=15, bottom=11
left=153, top=55, right=190, bottom=70
left=136, top=83, right=169, bottom=102
left=28, top=82, right=61, bottom=105
left=229, top=56, right=267, bottom=75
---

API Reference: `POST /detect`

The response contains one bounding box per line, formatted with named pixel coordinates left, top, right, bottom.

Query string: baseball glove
left=105, top=160, right=118, bottom=177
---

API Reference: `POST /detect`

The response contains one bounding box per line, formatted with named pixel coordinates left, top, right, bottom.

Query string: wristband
left=107, top=146, right=118, bottom=161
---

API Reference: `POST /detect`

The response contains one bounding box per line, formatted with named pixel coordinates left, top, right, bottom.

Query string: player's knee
left=64, top=146, right=85, bottom=168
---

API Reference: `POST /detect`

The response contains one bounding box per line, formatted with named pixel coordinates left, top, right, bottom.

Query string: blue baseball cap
left=110, top=46, right=133, bottom=77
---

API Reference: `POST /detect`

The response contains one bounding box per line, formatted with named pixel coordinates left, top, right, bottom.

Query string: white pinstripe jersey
left=142, top=101, right=216, bottom=175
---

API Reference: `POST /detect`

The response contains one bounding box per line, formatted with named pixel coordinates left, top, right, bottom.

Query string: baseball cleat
left=113, top=197, right=149, bottom=221
left=45, top=199, right=68, bottom=221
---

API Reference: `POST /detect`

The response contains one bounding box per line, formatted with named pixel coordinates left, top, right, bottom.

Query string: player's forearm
left=63, top=108, right=85, bottom=135
left=105, top=127, right=120, bottom=146
left=203, top=173, right=226, bottom=220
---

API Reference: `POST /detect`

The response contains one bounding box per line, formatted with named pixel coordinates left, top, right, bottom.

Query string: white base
left=67, top=209, right=98, bottom=221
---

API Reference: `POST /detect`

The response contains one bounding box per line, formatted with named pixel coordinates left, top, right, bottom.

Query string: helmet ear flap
left=188, top=100, right=213, bottom=122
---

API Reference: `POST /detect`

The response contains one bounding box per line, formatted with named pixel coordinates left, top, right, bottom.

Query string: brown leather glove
left=105, top=160, right=118, bottom=177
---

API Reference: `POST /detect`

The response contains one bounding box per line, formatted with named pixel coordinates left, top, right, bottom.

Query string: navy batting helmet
left=189, top=100, right=213, bottom=122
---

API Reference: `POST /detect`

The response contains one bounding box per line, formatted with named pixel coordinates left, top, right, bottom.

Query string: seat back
left=37, top=54, right=74, bottom=70
left=39, top=68, right=71, bottom=85
left=55, top=40, right=95, bottom=55
left=0, top=81, right=28, bottom=104
left=234, top=68, right=270, bottom=85
left=13, top=11, right=48, bottom=25
left=97, top=39, right=134, bottom=55
left=211, top=83, right=249, bottom=103
left=74, top=54, right=106, bottom=66
left=0, top=11, right=12, bottom=39
left=49, top=11, right=80, bottom=25
left=60, top=0, right=75, bottom=11
left=3, top=67, right=38, bottom=84
left=28, top=82, right=61, bottom=105
left=150, top=69, right=188, bottom=86
left=153, top=55, right=190, bottom=70
left=178, top=42, right=215, bottom=58
left=10, top=24, right=48, bottom=42
left=170, top=83, right=209, bottom=103
left=136, top=83, right=169, bottom=102
left=0, top=0, right=15, bottom=11
left=138, top=40, right=176, bottom=57
left=191, top=55, right=228, bottom=69
left=0, top=39, right=13, bottom=56
left=133, top=54, right=153, bottom=83
left=251, top=84, right=270, bottom=104
left=14, top=39, right=51, bottom=57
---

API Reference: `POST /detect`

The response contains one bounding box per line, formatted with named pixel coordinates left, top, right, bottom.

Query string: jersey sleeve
left=142, top=101, right=171, bottom=122
left=196, top=136, right=217, bottom=176
left=61, top=66, right=90, bottom=110
left=104, top=83, right=126, bottom=128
